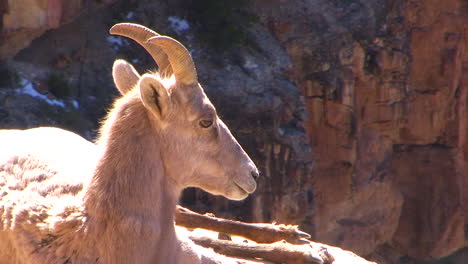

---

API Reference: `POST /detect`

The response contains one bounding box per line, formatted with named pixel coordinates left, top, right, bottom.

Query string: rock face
left=0, top=0, right=112, bottom=59
left=1, top=0, right=468, bottom=263
left=255, top=0, right=468, bottom=262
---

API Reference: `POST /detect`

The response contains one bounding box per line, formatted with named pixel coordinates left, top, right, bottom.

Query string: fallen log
left=175, top=206, right=310, bottom=244
left=175, top=206, right=377, bottom=264
left=189, top=236, right=324, bottom=264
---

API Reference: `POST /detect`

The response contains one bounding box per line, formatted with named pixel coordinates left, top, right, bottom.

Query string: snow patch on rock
left=168, top=16, right=190, bottom=35
left=17, top=77, right=66, bottom=108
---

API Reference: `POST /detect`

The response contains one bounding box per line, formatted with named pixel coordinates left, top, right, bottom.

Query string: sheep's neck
left=85, top=98, right=180, bottom=226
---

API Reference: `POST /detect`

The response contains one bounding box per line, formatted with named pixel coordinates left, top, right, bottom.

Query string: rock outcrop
left=255, top=0, right=468, bottom=262
left=0, top=0, right=113, bottom=59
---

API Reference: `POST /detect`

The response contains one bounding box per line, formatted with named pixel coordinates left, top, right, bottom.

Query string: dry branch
left=175, top=206, right=310, bottom=244
left=174, top=206, right=376, bottom=264
left=189, top=236, right=324, bottom=264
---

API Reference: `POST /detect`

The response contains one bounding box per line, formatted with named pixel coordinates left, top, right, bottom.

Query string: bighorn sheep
left=0, top=23, right=259, bottom=264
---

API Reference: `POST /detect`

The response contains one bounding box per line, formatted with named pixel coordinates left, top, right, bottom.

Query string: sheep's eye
left=199, top=119, right=213, bottom=128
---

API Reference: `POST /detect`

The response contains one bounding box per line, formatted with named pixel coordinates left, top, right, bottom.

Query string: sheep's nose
left=251, top=170, right=260, bottom=181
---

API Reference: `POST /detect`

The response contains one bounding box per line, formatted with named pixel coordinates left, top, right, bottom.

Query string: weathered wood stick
left=175, top=206, right=311, bottom=244
left=189, top=236, right=324, bottom=264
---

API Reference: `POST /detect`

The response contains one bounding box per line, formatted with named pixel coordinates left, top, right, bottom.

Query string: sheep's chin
left=223, top=182, right=250, bottom=201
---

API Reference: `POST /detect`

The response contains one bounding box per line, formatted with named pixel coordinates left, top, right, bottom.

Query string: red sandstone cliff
left=256, top=1, right=468, bottom=261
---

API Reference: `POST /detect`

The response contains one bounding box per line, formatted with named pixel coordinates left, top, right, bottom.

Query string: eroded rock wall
left=0, top=0, right=112, bottom=59
left=255, top=0, right=468, bottom=262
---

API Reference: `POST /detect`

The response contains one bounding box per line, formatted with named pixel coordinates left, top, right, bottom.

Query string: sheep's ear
left=112, top=59, right=140, bottom=95
left=139, top=74, right=171, bottom=120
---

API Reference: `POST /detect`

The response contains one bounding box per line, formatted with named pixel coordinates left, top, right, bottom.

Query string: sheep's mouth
left=234, top=182, right=250, bottom=195
left=233, top=178, right=256, bottom=194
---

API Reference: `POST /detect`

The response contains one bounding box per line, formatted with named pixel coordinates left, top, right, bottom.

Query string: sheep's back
left=0, top=127, right=98, bottom=263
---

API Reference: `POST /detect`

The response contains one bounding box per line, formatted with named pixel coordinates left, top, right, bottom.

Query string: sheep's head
left=109, top=23, right=258, bottom=200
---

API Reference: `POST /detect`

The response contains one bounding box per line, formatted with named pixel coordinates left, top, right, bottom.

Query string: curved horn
left=109, top=23, right=173, bottom=76
left=147, top=36, right=197, bottom=85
